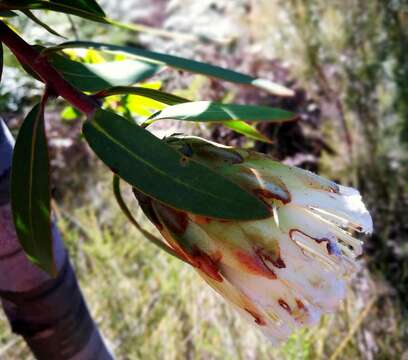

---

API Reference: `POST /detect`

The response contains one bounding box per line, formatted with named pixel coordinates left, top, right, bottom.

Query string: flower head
left=134, top=137, right=372, bottom=343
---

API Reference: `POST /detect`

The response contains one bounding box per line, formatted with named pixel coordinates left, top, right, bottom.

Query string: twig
left=0, top=21, right=98, bottom=115
left=67, top=14, right=79, bottom=40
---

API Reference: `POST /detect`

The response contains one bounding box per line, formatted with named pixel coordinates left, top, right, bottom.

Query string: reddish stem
left=0, top=21, right=98, bottom=116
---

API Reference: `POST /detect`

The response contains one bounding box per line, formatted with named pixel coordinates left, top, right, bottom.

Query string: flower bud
left=134, top=137, right=372, bottom=343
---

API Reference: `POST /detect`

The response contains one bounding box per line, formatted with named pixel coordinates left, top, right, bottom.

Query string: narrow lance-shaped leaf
left=48, top=53, right=159, bottom=92
left=0, top=43, right=3, bottom=83
left=1, top=2, right=199, bottom=42
left=11, top=103, right=55, bottom=275
left=46, top=41, right=295, bottom=96
left=1, top=0, right=107, bottom=23
left=0, top=10, right=18, bottom=17
left=96, top=87, right=279, bottom=143
left=95, top=86, right=187, bottom=105
left=149, top=101, right=296, bottom=123
left=50, top=0, right=105, bottom=16
left=83, top=109, right=270, bottom=220
left=223, top=121, right=272, bottom=143
left=21, top=9, right=65, bottom=38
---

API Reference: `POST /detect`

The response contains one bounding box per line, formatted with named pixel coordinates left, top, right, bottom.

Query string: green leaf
left=96, top=88, right=286, bottom=142
left=96, top=86, right=188, bottom=105
left=48, top=54, right=159, bottom=92
left=1, top=2, right=199, bottom=42
left=0, top=43, right=3, bottom=83
left=11, top=103, right=55, bottom=275
left=224, top=121, right=272, bottom=143
left=149, top=101, right=296, bottom=123
left=61, top=105, right=81, bottom=121
left=3, top=1, right=107, bottom=23
left=83, top=109, right=269, bottom=220
left=0, top=10, right=18, bottom=17
left=46, top=41, right=295, bottom=96
left=21, top=9, right=65, bottom=38
left=50, top=0, right=105, bottom=16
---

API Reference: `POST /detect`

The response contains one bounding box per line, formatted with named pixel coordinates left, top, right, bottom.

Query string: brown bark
left=0, top=119, right=113, bottom=359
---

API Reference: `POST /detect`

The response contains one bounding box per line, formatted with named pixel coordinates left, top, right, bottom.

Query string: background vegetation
left=1, top=0, right=407, bottom=359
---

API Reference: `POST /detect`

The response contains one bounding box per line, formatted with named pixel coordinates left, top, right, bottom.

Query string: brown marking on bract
left=329, top=185, right=340, bottom=194
left=278, top=299, right=292, bottom=314
left=244, top=308, right=267, bottom=326
left=296, top=299, right=306, bottom=311
left=190, top=215, right=212, bottom=225
left=289, top=229, right=336, bottom=256
left=273, top=256, right=286, bottom=268
left=191, top=247, right=223, bottom=282
left=253, top=188, right=291, bottom=205
left=160, top=229, right=194, bottom=265
left=155, top=204, right=189, bottom=235
left=179, top=155, right=190, bottom=167
left=235, top=250, right=277, bottom=279
left=293, top=299, right=309, bottom=323
left=211, top=250, right=223, bottom=263
left=326, top=241, right=335, bottom=255
left=133, top=189, right=163, bottom=230
left=255, top=247, right=286, bottom=269
left=353, top=224, right=363, bottom=232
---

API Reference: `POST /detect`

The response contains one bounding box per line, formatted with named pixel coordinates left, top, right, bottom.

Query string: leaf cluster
left=0, top=0, right=296, bottom=273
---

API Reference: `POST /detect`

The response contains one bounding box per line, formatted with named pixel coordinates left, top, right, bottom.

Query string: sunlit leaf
left=83, top=48, right=105, bottom=64
left=223, top=121, right=272, bottom=143
left=95, top=86, right=188, bottom=106
left=11, top=103, right=55, bottom=275
left=83, top=109, right=269, bottom=220
left=46, top=41, right=295, bottom=96
left=122, top=83, right=165, bottom=116
left=48, top=53, right=159, bottom=92
left=61, top=105, right=81, bottom=121
left=95, top=88, right=289, bottom=142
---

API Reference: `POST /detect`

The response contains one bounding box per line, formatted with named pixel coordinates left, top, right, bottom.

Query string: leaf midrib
left=90, top=118, right=245, bottom=205
left=28, top=108, right=40, bottom=257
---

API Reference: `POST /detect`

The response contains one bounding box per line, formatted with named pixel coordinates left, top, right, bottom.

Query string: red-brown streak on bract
left=295, top=299, right=307, bottom=311
left=244, top=308, right=267, bottom=326
left=253, top=188, right=291, bottom=205
left=278, top=299, right=292, bottom=314
left=190, top=215, right=212, bottom=225
left=159, top=229, right=194, bottom=265
left=191, top=247, right=223, bottom=282
left=326, top=242, right=335, bottom=255
left=155, top=204, right=188, bottom=235
left=255, top=247, right=286, bottom=269
left=289, top=229, right=335, bottom=256
left=235, top=250, right=277, bottom=279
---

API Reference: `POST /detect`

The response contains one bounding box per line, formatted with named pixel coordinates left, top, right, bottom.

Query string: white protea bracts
left=134, top=137, right=373, bottom=343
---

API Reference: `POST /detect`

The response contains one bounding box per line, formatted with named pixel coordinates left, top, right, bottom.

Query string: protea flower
left=134, top=137, right=373, bottom=343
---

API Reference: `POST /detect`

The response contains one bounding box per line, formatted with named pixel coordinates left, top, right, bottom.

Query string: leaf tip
left=252, top=78, right=295, bottom=97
